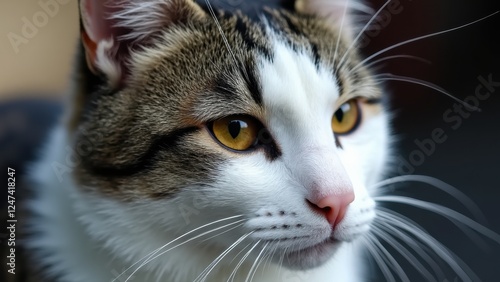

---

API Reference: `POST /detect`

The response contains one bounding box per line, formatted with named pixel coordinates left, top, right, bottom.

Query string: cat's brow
left=82, top=127, right=200, bottom=178
left=336, top=83, right=382, bottom=107
left=188, top=74, right=264, bottom=122
left=213, top=67, right=262, bottom=106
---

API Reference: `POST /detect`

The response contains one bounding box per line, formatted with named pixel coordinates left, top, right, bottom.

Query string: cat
left=21, top=0, right=499, bottom=281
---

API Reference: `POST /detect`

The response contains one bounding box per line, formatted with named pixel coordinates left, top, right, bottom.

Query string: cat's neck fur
left=28, top=126, right=365, bottom=282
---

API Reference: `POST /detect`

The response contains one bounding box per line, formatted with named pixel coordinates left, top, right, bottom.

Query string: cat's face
left=73, top=0, right=388, bottom=272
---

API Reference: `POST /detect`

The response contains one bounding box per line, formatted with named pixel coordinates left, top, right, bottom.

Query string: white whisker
left=277, top=244, right=287, bottom=277
left=375, top=196, right=500, bottom=244
left=200, top=223, right=245, bottom=243
left=372, top=223, right=437, bottom=282
left=332, top=0, right=350, bottom=66
left=338, top=0, right=393, bottom=68
left=195, top=232, right=254, bottom=282
left=369, top=230, right=410, bottom=281
left=362, top=235, right=396, bottom=282
left=262, top=243, right=279, bottom=273
left=204, top=0, right=238, bottom=64
left=372, top=174, right=487, bottom=223
left=229, top=242, right=254, bottom=265
left=373, top=73, right=480, bottom=111
left=203, top=0, right=252, bottom=83
left=350, top=55, right=431, bottom=75
left=112, top=215, right=243, bottom=282
left=125, top=218, right=246, bottom=282
left=376, top=208, right=447, bottom=280
left=228, top=241, right=261, bottom=282
left=351, top=11, right=500, bottom=75
left=143, top=219, right=246, bottom=263
left=245, top=242, right=269, bottom=282
left=377, top=210, right=480, bottom=281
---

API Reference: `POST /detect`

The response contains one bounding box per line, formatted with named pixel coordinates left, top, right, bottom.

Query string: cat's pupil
left=335, top=109, right=345, bottom=123
left=228, top=120, right=243, bottom=139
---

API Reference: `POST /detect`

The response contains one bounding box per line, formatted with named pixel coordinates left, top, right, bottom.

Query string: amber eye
left=210, top=115, right=260, bottom=151
left=332, top=100, right=360, bottom=135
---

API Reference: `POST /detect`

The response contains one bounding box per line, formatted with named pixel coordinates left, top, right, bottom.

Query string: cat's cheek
left=338, top=110, right=390, bottom=183
left=332, top=112, right=388, bottom=240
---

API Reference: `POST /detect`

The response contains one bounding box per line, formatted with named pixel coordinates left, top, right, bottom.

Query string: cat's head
left=70, top=0, right=389, bottom=273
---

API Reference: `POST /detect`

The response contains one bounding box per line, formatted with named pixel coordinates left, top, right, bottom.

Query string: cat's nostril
left=307, top=192, right=355, bottom=227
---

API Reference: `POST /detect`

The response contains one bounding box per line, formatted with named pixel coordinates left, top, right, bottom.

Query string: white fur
left=27, top=38, right=389, bottom=282
left=110, top=0, right=177, bottom=42
left=95, top=39, right=122, bottom=87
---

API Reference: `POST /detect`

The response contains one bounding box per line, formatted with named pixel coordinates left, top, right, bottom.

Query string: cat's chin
left=280, top=239, right=342, bottom=270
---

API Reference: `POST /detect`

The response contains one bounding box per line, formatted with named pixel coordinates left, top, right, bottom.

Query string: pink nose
left=309, top=192, right=355, bottom=227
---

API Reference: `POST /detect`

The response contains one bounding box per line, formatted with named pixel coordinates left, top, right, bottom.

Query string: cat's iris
left=210, top=115, right=260, bottom=151
left=332, top=100, right=360, bottom=135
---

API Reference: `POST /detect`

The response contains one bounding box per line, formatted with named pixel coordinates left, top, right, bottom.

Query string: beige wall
left=0, top=0, right=79, bottom=101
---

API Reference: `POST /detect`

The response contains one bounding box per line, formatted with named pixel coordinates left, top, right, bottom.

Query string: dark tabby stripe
left=213, top=62, right=263, bottom=106
left=196, top=0, right=296, bottom=21
left=240, top=62, right=263, bottom=105
left=83, top=127, right=200, bottom=177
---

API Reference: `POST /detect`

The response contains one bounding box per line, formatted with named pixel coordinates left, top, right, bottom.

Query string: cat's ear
left=295, top=0, right=368, bottom=36
left=80, top=0, right=206, bottom=88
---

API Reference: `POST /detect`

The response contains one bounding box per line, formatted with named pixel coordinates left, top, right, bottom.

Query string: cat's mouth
left=280, top=237, right=342, bottom=270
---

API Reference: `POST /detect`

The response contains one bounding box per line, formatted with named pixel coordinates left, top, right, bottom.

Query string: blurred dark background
left=363, top=0, right=500, bottom=281
left=1, top=0, right=499, bottom=281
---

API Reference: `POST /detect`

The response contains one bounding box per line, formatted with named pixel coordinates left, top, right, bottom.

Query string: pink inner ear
left=81, top=0, right=118, bottom=43
left=80, top=0, right=135, bottom=86
left=79, top=0, right=206, bottom=86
